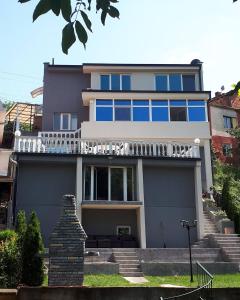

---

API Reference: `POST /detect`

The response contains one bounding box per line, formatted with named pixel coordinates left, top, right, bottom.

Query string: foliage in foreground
left=0, top=211, right=44, bottom=288
left=19, top=0, right=120, bottom=54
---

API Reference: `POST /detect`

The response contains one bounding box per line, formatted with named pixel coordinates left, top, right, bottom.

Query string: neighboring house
left=0, top=101, right=5, bottom=146
left=208, top=90, right=240, bottom=165
left=12, top=60, right=213, bottom=248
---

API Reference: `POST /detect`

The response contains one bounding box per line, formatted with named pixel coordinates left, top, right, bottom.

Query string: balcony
left=13, top=131, right=200, bottom=158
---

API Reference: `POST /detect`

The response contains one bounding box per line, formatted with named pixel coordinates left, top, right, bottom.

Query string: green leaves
left=81, top=10, right=92, bottom=32
left=62, top=23, right=76, bottom=54
left=21, top=0, right=120, bottom=54
left=61, top=0, right=72, bottom=22
left=33, top=0, right=52, bottom=22
left=75, top=21, right=88, bottom=48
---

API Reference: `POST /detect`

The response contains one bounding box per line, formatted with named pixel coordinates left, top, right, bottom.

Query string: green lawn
left=43, top=274, right=240, bottom=288
left=83, top=274, right=240, bottom=288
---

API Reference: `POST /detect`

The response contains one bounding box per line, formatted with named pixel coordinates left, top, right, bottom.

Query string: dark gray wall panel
left=200, top=146, right=207, bottom=191
left=82, top=209, right=137, bottom=238
left=143, top=166, right=197, bottom=248
left=16, top=162, right=76, bottom=245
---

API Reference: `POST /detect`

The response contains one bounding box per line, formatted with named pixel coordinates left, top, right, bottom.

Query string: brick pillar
left=48, top=195, right=87, bottom=286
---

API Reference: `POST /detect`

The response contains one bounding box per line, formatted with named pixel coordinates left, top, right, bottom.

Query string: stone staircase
left=209, top=234, right=240, bottom=262
left=203, top=211, right=219, bottom=235
left=113, top=248, right=143, bottom=277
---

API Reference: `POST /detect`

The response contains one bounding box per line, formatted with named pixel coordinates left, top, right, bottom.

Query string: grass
left=83, top=274, right=240, bottom=288
left=43, top=274, right=240, bottom=288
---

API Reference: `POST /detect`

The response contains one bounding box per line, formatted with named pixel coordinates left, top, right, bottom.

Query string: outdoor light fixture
left=180, top=219, right=197, bottom=282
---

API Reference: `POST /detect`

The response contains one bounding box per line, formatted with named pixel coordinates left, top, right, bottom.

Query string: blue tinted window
left=115, top=107, right=131, bottom=121
left=152, top=100, right=168, bottom=106
left=133, top=107, right=149, bottom=121
left=96, top=107, right=113, bottom=121
left=188, top=100, right=205, bottom=106
left=188, top=107, right=206, bottom=121
left=170, top=100, right=186, bottom=106
left=133, top=100, right=149, bottom=106
left=115, top=100, right=131, bottom=106
left=156, top=75, right=168, bottom=91
left=96, top=99, right=113, bottom=106
left=111, top=74, right=120, bottom=90
left=169, top=74, right=182, bottom=91
left=100, top=75, right=110, bottom=90
left=152, top=107, right=169, bottom=121
left=122, top=75, right=131, bottom=90
left=183, top=75, right=196, bottom=91
left=53, top=113, right=60, bottom=130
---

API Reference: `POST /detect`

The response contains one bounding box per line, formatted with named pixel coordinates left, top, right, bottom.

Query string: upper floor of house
left=42, top=60, right=211, bottom=143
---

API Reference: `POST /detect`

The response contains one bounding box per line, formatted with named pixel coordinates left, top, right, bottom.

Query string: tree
left=19, top=0, right=120, bottom=54
left=22, top=211, right=44, bottom=286
left=2, top=100, right=15, bottom=112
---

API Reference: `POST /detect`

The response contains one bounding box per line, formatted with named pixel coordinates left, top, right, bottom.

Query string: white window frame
left=83, top=165, right=135, bottom=202
left=116, top=225, right=131, bottom=236
left=100, top=74, right=131, bottom=91
left=95, top=99, right=208, bottom=122
left=155, top=73, right=197, bottom=92
left=60, top=113, right=71, bottom=130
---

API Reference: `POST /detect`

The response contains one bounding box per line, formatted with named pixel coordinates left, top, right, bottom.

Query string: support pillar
left=137, top=159, right=146, bottom=248
left=76, top=157, right=83, bottom=222
left=194, top=161, right=204, bottom=239
left=204, top=139, right=213, bottom=193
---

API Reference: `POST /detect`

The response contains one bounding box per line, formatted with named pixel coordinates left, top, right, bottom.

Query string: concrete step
left=120, top=272, right=143, bottom=277
left=114, top=255, right=138, bottom=258
left=115, top=259, right=139, bottom=263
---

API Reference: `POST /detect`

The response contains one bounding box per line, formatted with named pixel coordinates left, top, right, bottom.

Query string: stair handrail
left=160, top=262, right=213, bottom=300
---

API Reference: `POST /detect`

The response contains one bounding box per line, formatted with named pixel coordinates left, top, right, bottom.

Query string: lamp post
left=180, top=220, right=197, bottom=282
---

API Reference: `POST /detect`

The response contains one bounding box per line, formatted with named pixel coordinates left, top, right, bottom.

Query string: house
left=11, top=60, right=213, bottom=249
left=208, top=89, right=240, bottom=165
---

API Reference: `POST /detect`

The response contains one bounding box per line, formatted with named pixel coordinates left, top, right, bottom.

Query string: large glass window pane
left=170, top=100, right=186, bottom=106
left=223, top=116, right=232, bottom=129
left=127, top=168, right=134, bottom=201
left=111, top=74, right=120, bottom=90
left=122, top=75, right=131, bottom=90
left=133, top=100, right=149, bottom=106
left=71, top=114, right=78, bottom=130
left=115, top=107, right=131, bottom=121
left=188, top=107, right=206, bottom=121
left=100, top=75, right=110, bottom=90
left=169, top=74, right=182, bottom=91
left=152, top=107, right=169, bottom=121
left=94, top=167, right=108, bottom=200
left=96, top=99, right=113, bottom=105
left=152, top=100, right=168, bottom=106
left=96, top=107, right=113, bottom=121
left=182, top=75, right=196, bottom=91
left=53, top=113, right=60, bottom=130
left=84, top=166, right=91, bottom=200
left=156, top=75, right=168, bottom=91
left=62, top=114, right=69, bottom=130
left=133, top=107, right=149, bottom=121
left=111, top=168, right=124, bottom=201
left=170, top=107, right=186, bottom=121
left=114, top=100, right=131, bottom=106
left=188, top=100, right=205, bottom=106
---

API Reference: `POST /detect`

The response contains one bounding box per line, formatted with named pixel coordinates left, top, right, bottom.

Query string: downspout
left=9, top=155, right=18, bottom=226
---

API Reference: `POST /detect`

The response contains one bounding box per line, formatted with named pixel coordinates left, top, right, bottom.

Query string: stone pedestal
left=48, top=195, right=87, bottom=286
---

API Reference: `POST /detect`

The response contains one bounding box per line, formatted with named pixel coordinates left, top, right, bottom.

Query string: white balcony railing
left=14, top=132, right=200, bottom=158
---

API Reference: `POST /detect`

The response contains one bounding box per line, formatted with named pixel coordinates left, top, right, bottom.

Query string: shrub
left=22, top=211, right=44, bottom=286
left=0, top=230, right=17, bottom=243
left=0, top=234, right=21, bottom=288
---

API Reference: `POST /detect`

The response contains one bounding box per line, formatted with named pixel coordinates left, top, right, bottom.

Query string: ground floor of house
left=9, top=152, right=209, bottom=249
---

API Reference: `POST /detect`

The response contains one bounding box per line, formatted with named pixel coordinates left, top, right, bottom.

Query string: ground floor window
left=117, top=225, right=131, bottom=236
left=83, top=166, right=135, bottom=201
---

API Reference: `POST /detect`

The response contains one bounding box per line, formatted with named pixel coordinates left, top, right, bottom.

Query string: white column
left=137, top=159, right=146, bottom=248
left=195, top=161, right=204, bottom=239
left=89, top=100, right=95, bottom=121
left=76, top=157, right=83, bottom=222
left=203, top=139, right=213, bottom=192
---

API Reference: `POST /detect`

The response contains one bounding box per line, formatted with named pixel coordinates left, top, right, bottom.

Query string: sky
left=0, top=0, right=239, bottom=104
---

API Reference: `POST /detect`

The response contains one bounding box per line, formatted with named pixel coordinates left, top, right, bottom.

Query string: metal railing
left=14, top=134, right=200, bottom=158
left=160, top=262, right=213, bottom=300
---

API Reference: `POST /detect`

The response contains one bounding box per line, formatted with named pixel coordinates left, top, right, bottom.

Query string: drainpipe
left=9, top=155, right=19, bottom=226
